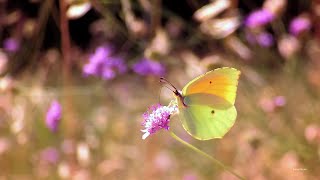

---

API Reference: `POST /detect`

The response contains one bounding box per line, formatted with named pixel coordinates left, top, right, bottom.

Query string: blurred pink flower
left=45, top=100, right=62, bottom=132
left=141, top=103, right=178, bottom=139
left=245, top=9, right=274, bottom=28
left=259, top=96, right=286, bottom=113
left=305, top=124, right=320, bottom=144
left=278, top=35, right=300, bottom=59
left=289, top=16, right=311, bottom=36
left=183, top=172, right=198, bottom=180
left=39, top=147, right=60, bottom=164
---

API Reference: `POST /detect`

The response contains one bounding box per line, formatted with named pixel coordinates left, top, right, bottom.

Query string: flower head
left=141, top=102, right=178, bottom=139
left=256, top=32, right=274, bottom=47
left=46, top=100, right=62, bottom=132
left=289, top=16, right=311, bottom=36
left=246, top=31, right=274, bottom=47
left=273, top=96, right=286, bottom=107
left=83, top=45, right=127, bottom=80
left=133, top=58, right=166, bottom=76
left=3, top=38, right=20, bottom=52
left=245, top=9, right=274, bottom=28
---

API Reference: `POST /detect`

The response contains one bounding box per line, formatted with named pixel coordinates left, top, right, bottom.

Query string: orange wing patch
left=182, top=67, right=240, bottom=105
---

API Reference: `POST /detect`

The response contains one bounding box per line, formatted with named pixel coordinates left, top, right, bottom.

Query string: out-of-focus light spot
left=39, top=147, right=60, bottom=164
left=0, top=138, right=11, bottom=155
left=263, top=0, right=287, bottom=16
left=58, top=162, right=71, bottom=179
left=0, top=51, right=8, bottom=75
left=0, top=76, right=14, bottom=92
left=77, top=142, right=91, bottom=166
left=278, top=35, right=301, bottom=59
left=200, top=16, right=240, bottom=39
left=183, top=171, right=198, bottom=180
left=72, top=169, right=91, bottom=180
left=154, top=151, right=174, bottom=172
left=61, top=139, right=76, bottom=155
left=66, top=2, right=91, bottom=20
left=225, top=36, right=252, bottom=60
left=194, top=0, right=231, bottom=22
left=305, top=124, right=320, bottom=144
left=11, top=104, right=25, bottom=134
left=97, top=159, right=124, bottom=176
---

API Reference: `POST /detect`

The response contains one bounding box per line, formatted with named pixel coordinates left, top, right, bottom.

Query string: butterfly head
left=160, top=77, right=186, bottom=107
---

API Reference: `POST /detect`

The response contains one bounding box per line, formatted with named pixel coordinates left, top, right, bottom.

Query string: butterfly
left=161, top=67, right=240, bottom=140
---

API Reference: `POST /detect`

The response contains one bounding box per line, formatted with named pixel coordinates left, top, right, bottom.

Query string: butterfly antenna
left=160, top=77, right=179, bottom=94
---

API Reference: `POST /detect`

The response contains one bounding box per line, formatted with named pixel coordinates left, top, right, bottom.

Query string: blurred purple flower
left=40, top=147, right=60, bottom=164
left=141, top=103, right=178, bottom=139
left=257, top=32, right=274, bottom=47
left=245, top=9, right=274, bottom=28
left=289, top=16, right=311, bottom=36
left=46, top=100, right=62, bottom=132
left=246, top=31, right=274, bottom=47
left=133, top=58, right=165, bottom=76
left=273, top=96, right=286, bottom=107
left=83, top=45, right=127, bottom=80
left=3, top=38, right=20, bottom=52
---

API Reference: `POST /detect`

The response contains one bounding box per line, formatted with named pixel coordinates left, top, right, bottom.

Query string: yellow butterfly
left=162, top=67, right=240, bottom=140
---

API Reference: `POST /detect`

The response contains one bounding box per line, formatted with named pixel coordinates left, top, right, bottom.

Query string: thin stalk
left=169, top=131, right=246, bottom=180
left=59, top=0, right=78, bottom=139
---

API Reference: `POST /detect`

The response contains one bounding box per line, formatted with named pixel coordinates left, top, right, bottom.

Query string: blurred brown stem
left=150, top=0, right=161, bottom=35
left=59, top=0, right=77, bottom=138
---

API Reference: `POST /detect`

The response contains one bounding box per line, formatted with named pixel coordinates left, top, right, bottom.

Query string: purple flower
left=256, top=32, right=274, bottom=47
left=141, top=102, right=178, bottom=139
left=245, top=9, right=274, bottom=28
left=246, top=31, right=274, bottom=47
left=3, top=38, right=20, bottom=52
left=83, top=45, right=127, bottom=80
left=289, top=16, right=311, bottom=36
left=39, top=147, right=60, bottom=164
left=133, top=58, right=165, bottom=76
left=273, top=96, right=286, bottom=107
left=46, top=100, right=62, bottom=132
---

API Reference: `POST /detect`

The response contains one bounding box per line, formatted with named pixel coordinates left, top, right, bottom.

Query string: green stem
left=169, top=131, right=246, bottom=180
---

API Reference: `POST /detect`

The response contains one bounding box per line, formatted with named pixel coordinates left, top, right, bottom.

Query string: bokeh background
left=0, top=0, right=319, bottom=179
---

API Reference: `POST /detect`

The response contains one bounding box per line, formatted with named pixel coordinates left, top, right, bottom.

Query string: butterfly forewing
left=182, top=67, right=240, bottom=105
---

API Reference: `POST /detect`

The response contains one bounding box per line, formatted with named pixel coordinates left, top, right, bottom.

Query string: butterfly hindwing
left=178, top=102, right=237, bottom=140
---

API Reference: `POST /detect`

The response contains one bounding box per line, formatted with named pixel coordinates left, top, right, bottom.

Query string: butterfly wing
left=182, top=67, right=240, bottom=105
left=177, top=97, right=237, bottom=140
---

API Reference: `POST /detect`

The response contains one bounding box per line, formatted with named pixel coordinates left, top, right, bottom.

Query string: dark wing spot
left=209, top=81, right=212, bottom=84
left=211, top=110, right=215, bottom=114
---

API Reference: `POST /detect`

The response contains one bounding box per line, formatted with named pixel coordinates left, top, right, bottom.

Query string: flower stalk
left=169, top=131, right=246, bottom=180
